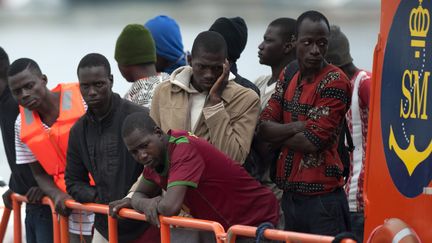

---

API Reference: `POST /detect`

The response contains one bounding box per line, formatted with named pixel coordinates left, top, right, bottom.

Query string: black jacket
left=230, top=63, right=260, bottom=96
left=65, top=93, right=148, bottom=242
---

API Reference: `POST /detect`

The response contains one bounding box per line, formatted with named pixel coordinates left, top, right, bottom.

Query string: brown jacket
left=150, top=66, right=260, bottom=163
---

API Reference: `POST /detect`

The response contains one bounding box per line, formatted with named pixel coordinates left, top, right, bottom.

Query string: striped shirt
left=344, top=70, right=371, bottom=213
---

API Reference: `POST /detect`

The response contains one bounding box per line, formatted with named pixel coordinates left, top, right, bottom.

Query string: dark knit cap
left=326, top=25, right=353, bottom=67
left=209, top=17, right=248, bottom=62
left=115, top=24, right=156, bottom=65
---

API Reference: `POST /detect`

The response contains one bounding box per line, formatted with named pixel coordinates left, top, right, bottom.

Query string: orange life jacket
left=20, top=83, right=86, bottom=192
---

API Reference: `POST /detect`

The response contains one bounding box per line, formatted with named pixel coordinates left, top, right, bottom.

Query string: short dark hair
left=121, top=111, right=157, bottom=139
left=269, top=18, right=297, bottom=42
left=191, top=31, right=227, bottom=58
left=0, top=47, right=10, bottom=81
left=77, top=53, right=111, bottom=76
left=8, top=58, right=42, bottom=77
left=295, top=10, right=330, bottom=37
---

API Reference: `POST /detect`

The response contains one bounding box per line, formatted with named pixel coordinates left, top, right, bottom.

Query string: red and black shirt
left=260, top=64, right=352, bottom=195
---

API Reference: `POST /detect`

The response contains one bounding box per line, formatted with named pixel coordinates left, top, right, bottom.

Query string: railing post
left=12, top=197, right=22, bottom=243
left=0, top=207, right=11, bottom=242
left=108, top=215, right=118, bottom=243
left=39, top=197, right=61, bottom=243
left=59, top=215, right=69, bottom=243
left=159, top=216, right=170, bottom=243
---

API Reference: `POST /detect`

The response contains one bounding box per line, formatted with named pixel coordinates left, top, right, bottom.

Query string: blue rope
left=255, top=222, right=274, bottom=243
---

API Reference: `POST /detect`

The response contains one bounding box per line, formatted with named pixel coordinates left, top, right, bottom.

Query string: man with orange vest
left=8, top=58, right=94, bottom=242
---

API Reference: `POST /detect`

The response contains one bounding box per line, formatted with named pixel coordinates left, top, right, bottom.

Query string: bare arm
left=30, top=163, right=71, bottom=216
left=110, top=175, right=161, bottom=217
left=157, top=186, right=187, bottom=217
left=257, top=120, right=306, bottom=144
left=257, top=120, right=318, bottom=153
left=127, top=178, right=165, bottom=226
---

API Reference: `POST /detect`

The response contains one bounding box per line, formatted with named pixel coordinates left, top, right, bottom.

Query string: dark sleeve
left=234, top=75, right=261, bottom=97
left=65, top=123, right=97, bottom=203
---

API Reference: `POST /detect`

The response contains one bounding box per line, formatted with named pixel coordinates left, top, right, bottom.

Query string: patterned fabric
left=345, top=70, right=371, bottom=212
left=260, top=64, right=352, bottom=195
left=123, top=72, right=170, bottom=108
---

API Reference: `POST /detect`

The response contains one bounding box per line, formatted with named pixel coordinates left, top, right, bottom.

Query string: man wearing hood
left=209, top=17, right=260, bottom=96
left=145, top=15, right=188, bottom=74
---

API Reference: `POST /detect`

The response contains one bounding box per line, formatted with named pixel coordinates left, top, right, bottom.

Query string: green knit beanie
left=115, top=24, right=156, bottom=65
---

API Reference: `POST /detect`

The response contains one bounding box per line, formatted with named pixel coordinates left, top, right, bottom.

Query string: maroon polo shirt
left=142, top=130, right=279, bottom=229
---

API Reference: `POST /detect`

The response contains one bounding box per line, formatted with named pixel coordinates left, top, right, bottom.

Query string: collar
left=86, top=93, right=121, bottom=124
left=157, top=152, right=170, bottom=177
left=169, top=66, right=237, bottom=103
left=299, top=64, right=335, bottom=86
left=135, top=72, right=168, bottom=82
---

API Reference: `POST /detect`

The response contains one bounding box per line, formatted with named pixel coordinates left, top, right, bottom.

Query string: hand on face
left=206, top=59, right=230, bottom=107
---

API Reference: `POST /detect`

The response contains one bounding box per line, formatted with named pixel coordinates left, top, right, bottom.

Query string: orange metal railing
left=11, top=193, right=61, bottom=243
left=159, top=216, right=226, bottom=243
left=62, top=199, right=226, bottom=243
left=227, top=225, right=358, bottom=243
left=0, top=194, right=361, bottom=243
left=61, top=200, right=113, bottom=243
left=0, top=206, right=11, bottom=243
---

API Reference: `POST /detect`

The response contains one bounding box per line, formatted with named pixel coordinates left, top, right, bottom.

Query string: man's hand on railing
left=2, top=189, right=13, bottom=209
left=53, top=192, right=72, bottom=216
left=131, top=195, right=162, bottom=227
left=109, top=198, right=132, bottom=218
left=25, top=187, right=46, bottom=204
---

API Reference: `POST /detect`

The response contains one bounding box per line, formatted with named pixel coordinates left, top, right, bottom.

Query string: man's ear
left=109, top=74, right=113, bottom=88
left=284, top=38, right=296, bottom=55
left=153, top=126, right=163, bottom=136
left=187, top=54, right=192, bottom=66
left=287, top=41, right=296, bottom=53
left=41, top=74, right=48, bottom=86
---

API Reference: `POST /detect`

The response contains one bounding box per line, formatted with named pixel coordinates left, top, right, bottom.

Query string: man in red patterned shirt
left=258, top=10, right=352, bottom=236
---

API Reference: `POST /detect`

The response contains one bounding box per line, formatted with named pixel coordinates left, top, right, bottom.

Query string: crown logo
left=410, top=0, right=430, bottom=38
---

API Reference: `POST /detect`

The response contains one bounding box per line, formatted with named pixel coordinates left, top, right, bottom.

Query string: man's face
left=190, top=50, right=225, bottom=92
left=296, top=18, right=330, bottom=74
left=8, top=68, right=47, bottom=111
left=124, top=128, right=165, bottom=169
left=258, top=25, right=287, bottom=66
left=78, top=66, right=113, bottom=114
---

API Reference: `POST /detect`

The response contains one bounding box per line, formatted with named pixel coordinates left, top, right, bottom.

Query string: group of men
left=0, top=9, right=370, bottom=243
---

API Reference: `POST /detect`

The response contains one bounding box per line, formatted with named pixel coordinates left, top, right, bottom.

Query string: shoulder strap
left=344, top=118, right=354, bottom=152
left=283, top=61, right=299, bottom=93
